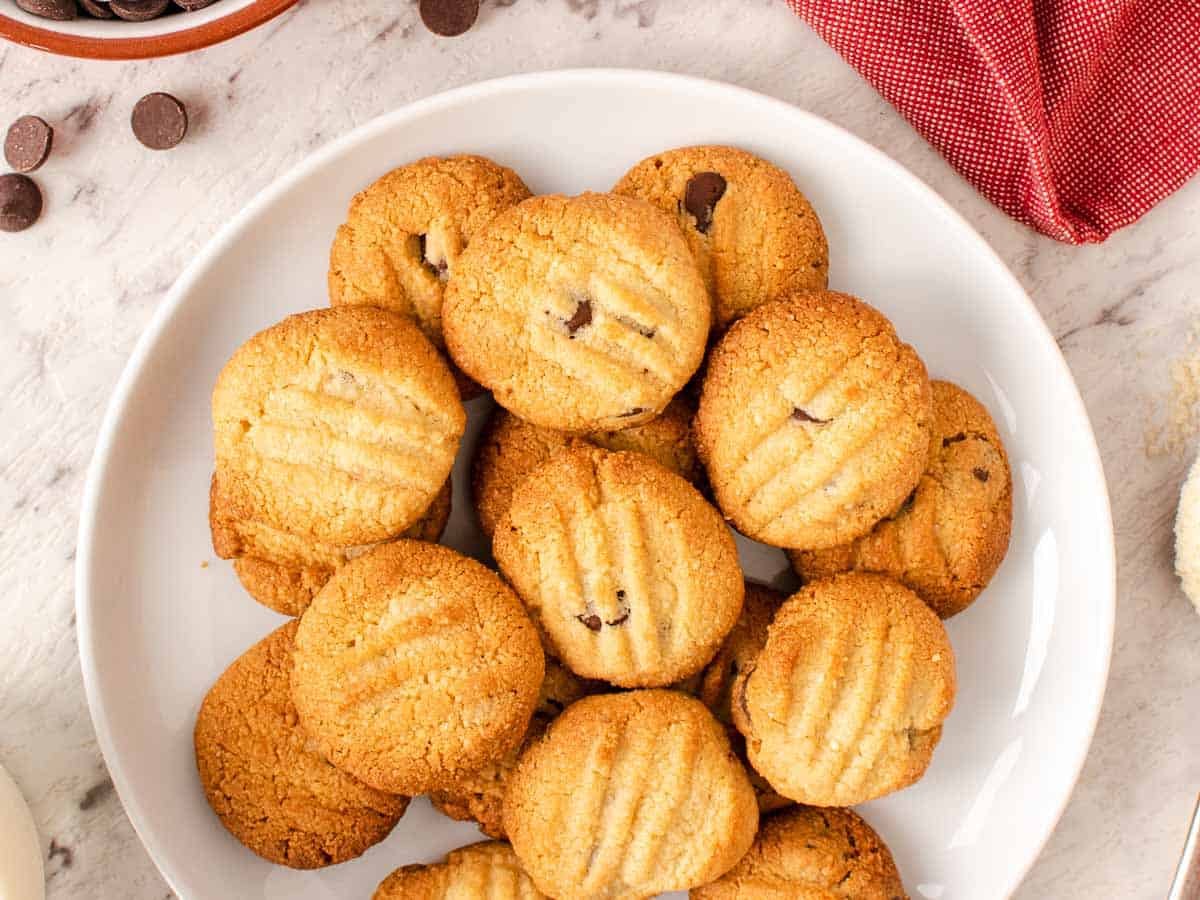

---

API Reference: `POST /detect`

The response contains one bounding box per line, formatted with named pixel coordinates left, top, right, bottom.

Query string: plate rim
left=75, top=67, right=1116, bottom=900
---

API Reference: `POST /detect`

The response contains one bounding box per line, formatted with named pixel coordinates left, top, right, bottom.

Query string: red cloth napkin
left=788, top=0, right=1200, bottom=243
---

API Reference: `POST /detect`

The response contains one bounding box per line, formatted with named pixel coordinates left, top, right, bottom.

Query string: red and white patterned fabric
left=788, top=0, right=1200, bottom=243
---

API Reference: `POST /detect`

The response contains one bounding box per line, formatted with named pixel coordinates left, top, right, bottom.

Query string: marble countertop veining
left=0, top=0, right=1198, bottom=897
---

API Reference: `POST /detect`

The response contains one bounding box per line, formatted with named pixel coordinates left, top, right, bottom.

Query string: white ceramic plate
left=77, top=69, right=1115, bottom=900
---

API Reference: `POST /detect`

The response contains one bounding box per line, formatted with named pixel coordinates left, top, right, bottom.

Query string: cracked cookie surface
left=291, top=541, right=544, bottom=795
left=374, top=841, right=547, bottom=899
left=503, top=690, right=758, bottom=900
left=442, top=192, right=710, bottom=433
left=790, top=380, right=1013, bottom=618
left=212, top=306, right=465, bottom=546
left=696, top=291, right=932, bottom=550
left=471, top=395, right=701, bottom=538
left=732, top=573, right=956, bottom=807
left=193, top=620, right=408, bottom=868
left=614, top=145, right=829, bottom=328
left=493, top=443, right=743, bottom=688
left=693, top=805, right=908, bottom=899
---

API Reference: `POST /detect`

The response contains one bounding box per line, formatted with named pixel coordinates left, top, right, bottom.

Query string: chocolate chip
left=576, top=613, right=602, bottom=632
left=110, top=0, right=168, bottom=18
left=15, top=0, right=75, bottom=20
left=417, top=234, right=448, bottom=281
left=942, top=432, right=966, bottom=446
left=973, top=467, right=990, bottom=482
left=683, top=171, right=726, bottom=234
left=78, top=0, right=114, bottom=16
left=4, top=116, right=53, bottom=173
left=131, top=93, right=188, bottom=150
left=564, top=297, right=592, bottom=336
left=791, top=407, right=829, bottom=424
left=418, top=0, right=478, bottom=36
left=0, top=174, right=43, bottom=233
left=605, top=613, right=630, bottom=627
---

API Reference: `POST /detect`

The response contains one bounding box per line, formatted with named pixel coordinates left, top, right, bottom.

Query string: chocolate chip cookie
left=291, top=541, right=544, bottom=795
left=790, top=380, right=1013, bottom=617
left=442, top=192, right=711, bottom=432
left=493, top=443, right=743, bottom=687
left=614, top=145, right=829, bottom=328
left=733, top=573, right=956, bottom=807
left=696, top=291, right=932, bottom=549
left=503, top=690, right=758, bottom=899
left=194, top=620, right=408, bottom=868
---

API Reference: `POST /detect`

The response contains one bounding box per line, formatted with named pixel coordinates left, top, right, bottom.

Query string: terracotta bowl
left=0, top=0, right=296, bottom=59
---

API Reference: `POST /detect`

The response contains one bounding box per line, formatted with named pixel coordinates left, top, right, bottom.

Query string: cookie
left=493, top=443, right=743, bottom=687
left=374, top=841, right=547, bottom=899
left=503, top=690, right=758, bottom=899
left=733, top=573, right=956, bottom=807
left=471, top=395, right=700, bottom=538
left=193, top=620, right=408, bottom=868
left=695, top=291, right=933, bottom=549
left=442, top=192, right=711, bottom=433
left=291, top=541, right=544, bottom=795
left=212, top=306, right=465, bottom=546
left=211, top=473, right=451, bottom=617
left=429, top=657, right=597, bottom=839
left=693, top=806, right=907, bottom=899
left=614, top=145, right=829, bottom=328
left=328, top=154, right=531, bottom=394
left=790, top=381, right=1013, bottom=618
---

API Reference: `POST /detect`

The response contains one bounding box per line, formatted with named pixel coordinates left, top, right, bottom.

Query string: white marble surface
left=0, top=0, right=1197, bottom=897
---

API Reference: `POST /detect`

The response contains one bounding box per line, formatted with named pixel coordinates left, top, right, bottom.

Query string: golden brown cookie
left=429, top=657, right=598, bottom=840
left=790, top=380, right=1013, bottom=618
left=503, top=690, right=758, bottom=899
left=695, top=291, right=933, bottom=550
left=442, top=192, right=711, bottom=433
left=614, top=145, right=829, bottom=328
left=493, top=443, right=743, bottom=687
left=212, top=306, right=465, bottom=545
left=211, top=473, right=451, bottom=616
left=193, top=620, right=408, bottom=868
left=471, top=395, right=701, bottom=538
left=291, top=541, right=544, bottom=795
left=693, top=806, right=908, bottom=899
left=329, top=154, right=531, bottom=395
left=733, top=573, right=956, bottom=807
left=374, top=841, right=547, bottom=899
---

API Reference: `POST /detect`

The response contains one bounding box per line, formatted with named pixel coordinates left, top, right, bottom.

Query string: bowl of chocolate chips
left=0, top=0, right=296, bottom=59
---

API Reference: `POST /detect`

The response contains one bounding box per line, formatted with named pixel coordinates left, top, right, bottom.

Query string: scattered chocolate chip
left=417, top=233, right=448, bottom=281
left=418, top=0, right=478, bottom=36
left=15, top=0, right=75, bottom=20
left=942, top=432, right=967, bottom=446
left=683, top=171, right=726, bottom=234
left=973, top=467, right=990, bottom=482
left=172, top=0, right=215, bottom=10
left=791, top=407, right=829, bottom=424
left=78, top=0, right=114, bottom=16
left=617, top=407, right=646, bottom=418
left=564, top=297, right=592, bottom=336
left=4, top=116, right=53, bottom=174
left=0, top=174, right=43, bottom=233
left=605, top=612, right=630, bottom=627
left=131, top=93, right=188, bottom=150
left=110, top=0, right=169, bottom=18
left=576, top=613, right=602, bottom=632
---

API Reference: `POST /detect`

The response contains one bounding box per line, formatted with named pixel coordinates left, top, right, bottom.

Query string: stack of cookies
left=196, top=146, right=1013, bottom=899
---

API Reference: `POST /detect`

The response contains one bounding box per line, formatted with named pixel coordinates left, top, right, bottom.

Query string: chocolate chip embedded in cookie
left=503, top=690, right=759, bottom=898
left=291, top=541, right=544, bottom=795
left=471, top=395, right=701, bottom=538
left=442, top=192, right=711, bottom=433
left=493, top=443, right=742, bottom=688
left=374, top=841, right=547, bottom=899
left=212, top=306, right=465, bottom=546
left=790, top=380, right=1013, bottom=618
left=693, top=805, right=908, bottom=899
left=194, top=621, right=408, bottom=868
left=732, top=573, right=956, bottom=807
left=696, top=290, right=933, bottom=550
left=614, top=145, right=829, bottom=328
